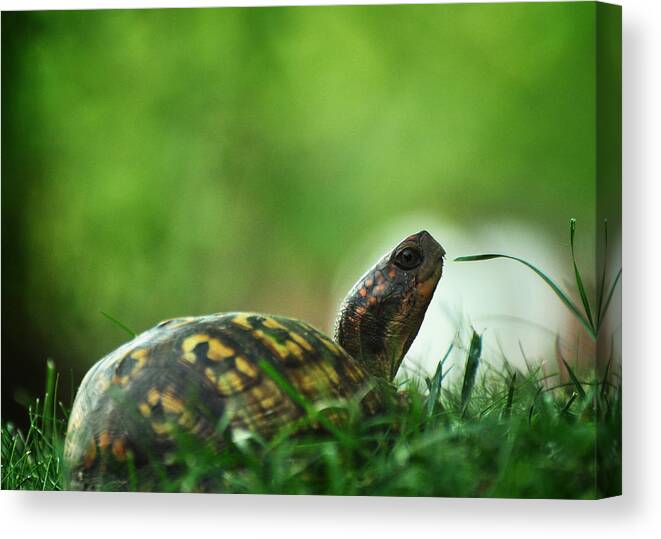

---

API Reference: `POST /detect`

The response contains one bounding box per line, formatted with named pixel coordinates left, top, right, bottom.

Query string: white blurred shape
left=405, top=219, right=572, bottom=381
left=332, top=216, right=577, bottom=382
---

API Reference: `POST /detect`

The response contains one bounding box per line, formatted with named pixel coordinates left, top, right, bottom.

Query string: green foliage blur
left=2, top=3, right=599, bottom=421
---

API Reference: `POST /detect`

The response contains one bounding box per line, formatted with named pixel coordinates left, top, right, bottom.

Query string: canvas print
left=1, top=1, right=621, bottom=498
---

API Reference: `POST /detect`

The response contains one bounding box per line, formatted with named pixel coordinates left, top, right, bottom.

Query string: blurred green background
left=2, top=3, right=601, bottom=424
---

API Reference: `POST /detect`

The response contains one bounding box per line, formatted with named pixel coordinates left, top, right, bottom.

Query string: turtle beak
left=413, top=231, right=445, bottom=301
left=418, top=230, right=445, bottom=270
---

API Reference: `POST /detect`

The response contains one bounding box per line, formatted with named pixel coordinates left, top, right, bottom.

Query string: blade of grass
left=41, top=454, right=54, bottom=490
left=42, top=359, right=56, bottom=442
left=557, top=346, right=586, bottom=400
left=528, top=386, right=544, bottom=425
left=598, top=268, right=622, bottom=328
left=454, top=254, right=596, bottom=339
left=51, top=371, right=60, bottom=446
left=504, top=372, right=516, bottom=417
left=426, top=342, right=453, bottom=419
left=569, top=219, right=595, bottom=331
left=461, top=331, right=482, bottom=415
left=560, top=392, right=578, bottom=417
left=424, top=377, right=432, bottom=392
left=100, top=311, right=136, bottom=338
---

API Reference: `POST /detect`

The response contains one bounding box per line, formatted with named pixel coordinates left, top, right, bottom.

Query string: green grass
left=0, top=337, right=621, bottom=497
left=1, top=219, right=621, bottom=497
left=1, top=360, right=64, bottom=491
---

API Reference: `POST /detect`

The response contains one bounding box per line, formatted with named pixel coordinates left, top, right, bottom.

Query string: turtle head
left=334, top=230, right=445, bottom=381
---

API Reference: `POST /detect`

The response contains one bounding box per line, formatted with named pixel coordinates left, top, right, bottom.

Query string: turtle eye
left=394, top=247, right=423, bottom=270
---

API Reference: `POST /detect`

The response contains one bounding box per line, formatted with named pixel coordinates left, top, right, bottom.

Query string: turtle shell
left=64, top=312, right=380, bottom=490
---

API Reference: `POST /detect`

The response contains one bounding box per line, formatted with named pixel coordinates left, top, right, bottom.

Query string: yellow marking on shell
left=319, top=336, right=341, bottom=355
left=292, top=371, right=318, bottom=393
left=289, top=331, right=313, bottom=351
left=182, top=333, right=210, bottom=352
left=132, top=348, right=148, bottom=360
left=217, top=371, right=245, bottom=396
left=67, top=405, right=84, bottom=433
left=111, top=439, right=127, bottom=461
left=147, top=387, right=161, bottom=406
left=204, top=367, right=217, bottom=384
left=151, top=421, right=171, bottom=435
left=260, top=396, right=276, bottom=409
left=320, top=363, right=340, bottom=385
left=344, top=363, right=364, bottom=383
left=365, top=278, right=374, bottom=287
left=98, top=431, right=111, bottom=450
left=182, top=352, right=197, bottom=364
left=232, top=313, right=254, bottom=330
left=285, top=339, right=305, bottom=360
left=178, top=410, right=195, bottom=430
left=182, top=333, right=212, bottom=364
left=207, top=338, right=234, bottom=361
left=359, top=287, right=367, bottom=297
left=112, top=374, right=129, bottom=386
left=263, top=317, right=288, bottom=331
left=112, top=348, right=149, bottom=385
left=95, top=376, right=111, bottom=393
left=122, top=348, right=148, bottom=377
left=235, top=356, right=258, bottom=377
left=138, top=402, right=152, bottom=417
left=161, top=392, right=185, bottom=415
left=252, top=329, right=290, bottom=359
left=83, top=442, right=97, bottom=469
left=251, top=386, right=265, bottom=400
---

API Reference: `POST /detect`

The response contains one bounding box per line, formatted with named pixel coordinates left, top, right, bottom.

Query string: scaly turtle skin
left=64, top=230, right=445, bottom=490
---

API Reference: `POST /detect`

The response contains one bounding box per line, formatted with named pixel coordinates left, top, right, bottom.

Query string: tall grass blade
left=599, top=268, right=622, bottom=328
left=100, top=310, right=137, bottom=338
left=51, top=372, right=60, bottom=445
left=454, top=254, right=596, bottom=339
left=42, top=359, right=56, bottom=442
left=569, top=219, right=595, bottom=331
left=461, top=331, right=482, bottom=415
left=424, top=377, right=432, bottom=392
left=557, top=345, right=586, bottom=399
left=560, top=392, right=578, bottom=417
left=528, top=386, right=543, bottom=425
left=504, top=372, right=516, bottom=417
left=426, top=343, right=453, bottom=419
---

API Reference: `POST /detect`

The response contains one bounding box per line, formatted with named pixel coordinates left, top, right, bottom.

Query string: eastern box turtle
left=64, top=230, right=445, bottom=490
